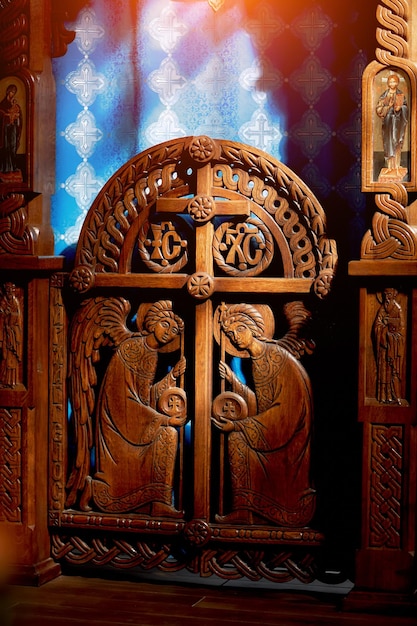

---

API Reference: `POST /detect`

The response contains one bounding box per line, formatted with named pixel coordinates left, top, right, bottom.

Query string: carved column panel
left=348, top=280, right=417, bottom=592
left=0, top=260, right=63, bottom=584
left=0, top=0, right=82, bottom=584
left=349, top=0, right=417, bottom=596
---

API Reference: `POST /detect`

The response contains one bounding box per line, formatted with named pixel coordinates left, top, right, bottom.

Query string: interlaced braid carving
left=370, top=425, right=402, bottom=549
left=361, top=193, right=417, bottom=260
left=376, top=0, right=409, bottom=65
left=51, top=534, right=319, bottom=583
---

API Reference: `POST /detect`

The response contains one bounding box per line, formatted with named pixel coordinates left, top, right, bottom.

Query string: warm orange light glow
left=208, top=0, right=225, bottom=10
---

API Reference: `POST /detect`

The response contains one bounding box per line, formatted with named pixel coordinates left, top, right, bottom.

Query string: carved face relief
left=153, top=318, right=180, bottom=346
left=224, top=321, right=254, bottom=351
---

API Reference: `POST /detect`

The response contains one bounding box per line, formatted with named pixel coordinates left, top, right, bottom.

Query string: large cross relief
left=51, top=136, right=337, bottom=581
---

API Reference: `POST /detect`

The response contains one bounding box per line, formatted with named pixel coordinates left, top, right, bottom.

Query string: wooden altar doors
left=49, top=136, right=337, bottom=581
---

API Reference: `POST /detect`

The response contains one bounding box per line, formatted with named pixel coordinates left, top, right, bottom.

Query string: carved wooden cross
left=154, top=162, right=251, bottom=518
left=72, top=136, right=326, bottom=524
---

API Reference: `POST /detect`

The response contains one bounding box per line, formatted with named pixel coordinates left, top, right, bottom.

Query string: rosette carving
left=188, top=135, right=216, bottom=163
left=69, top=265, right=95, bottom=293
left=187, top=272, right=214, bottom=299
left=187, top=195, right=215, bottom=222
left=183, top=520, right=211, bottom=546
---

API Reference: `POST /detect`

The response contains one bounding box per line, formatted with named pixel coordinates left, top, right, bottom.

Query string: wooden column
left=0, top=0, right=80, bottom=585
left=0, top=257, right=64, bottom=585
left=349, top=260, right=417, bottom=595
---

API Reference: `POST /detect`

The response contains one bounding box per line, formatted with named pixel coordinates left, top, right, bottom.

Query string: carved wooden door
left=50, top=136, right=337, bottom=581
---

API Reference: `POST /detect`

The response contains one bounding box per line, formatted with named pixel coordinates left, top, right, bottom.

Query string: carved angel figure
left=212, top=302, right=315, bottom=527
left=66, top=298, right=187, bottom=518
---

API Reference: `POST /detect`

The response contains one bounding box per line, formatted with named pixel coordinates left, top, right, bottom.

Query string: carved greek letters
left=138, top=220, right=188, bottom=273
left=213, top=217, right=273, bottom=276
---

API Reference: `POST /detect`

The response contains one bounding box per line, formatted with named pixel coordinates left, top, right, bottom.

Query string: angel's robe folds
left=91, top=335, right=178, bottom=513
left=226, top=341, right=315, bottom=526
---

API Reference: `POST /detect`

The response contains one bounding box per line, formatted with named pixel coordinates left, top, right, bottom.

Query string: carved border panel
left=369, top=424, right=403, bottom=549
left=0, top=408, right=22, bottom=523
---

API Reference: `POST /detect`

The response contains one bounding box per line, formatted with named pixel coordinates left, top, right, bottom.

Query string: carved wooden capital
left=0, top=193, right=36, bottom=255
left=51, top=1, right=87, bottom=58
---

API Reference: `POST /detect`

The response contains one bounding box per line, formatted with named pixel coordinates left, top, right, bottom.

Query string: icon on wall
left=0, top=76, right=28, bottom=187
left=373, top=69, right=410, bottom=184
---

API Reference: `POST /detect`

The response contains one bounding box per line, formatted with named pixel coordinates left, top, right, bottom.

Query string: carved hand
left=168, top=413, right=187, bottom=427
left=172, top=356, right=186, bottom=379
left=219, top=360, right=233, bottom=383
left=211, top=415, right=234, bottom=433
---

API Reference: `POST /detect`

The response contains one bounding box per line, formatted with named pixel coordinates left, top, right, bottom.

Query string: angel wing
left=65, top=296, right=132, bottom=508
left=276, top=301, right=315, bottom=360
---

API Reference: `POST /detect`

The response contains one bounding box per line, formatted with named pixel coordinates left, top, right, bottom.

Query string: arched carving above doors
left=69, top=136, right=337, bottom=299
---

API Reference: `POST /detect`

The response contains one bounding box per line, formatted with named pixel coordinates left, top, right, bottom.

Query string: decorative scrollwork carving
left=51, top=1, right=87, bottom=58
left=208, top=550, right=317, bottom=584
left=52, top=534, right=182, bottom=570
left=73, top=137, right=336, bottom=294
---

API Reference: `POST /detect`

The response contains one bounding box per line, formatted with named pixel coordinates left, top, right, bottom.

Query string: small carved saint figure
left=376, top=73, right=408, bottom=182
left=212, top=302, right=315, bottom=527
left=0, top=84, right=23, bottom=180
left=66, top=298, right=187, bottom=518
left=373, top=288, right=404, bottom=405
left=0, top=282, right=22, bottom=388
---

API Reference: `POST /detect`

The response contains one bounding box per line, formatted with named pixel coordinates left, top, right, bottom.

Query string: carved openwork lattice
left=53, top=136, right=337, bottom=582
